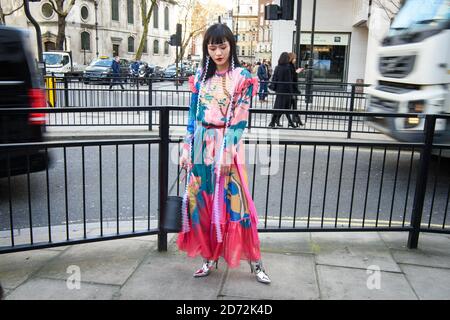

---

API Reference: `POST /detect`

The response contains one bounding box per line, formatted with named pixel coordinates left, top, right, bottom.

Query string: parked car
left=0, top=26, right=50, bottom=177
left=82, top=56, right=129, bottom=84
left=148, top=64, right=164, bottom=81
left=163, top=64, right=187, bottom=84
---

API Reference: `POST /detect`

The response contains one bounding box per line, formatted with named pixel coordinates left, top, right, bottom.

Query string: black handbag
left=162, top=168, right=184, bottom=232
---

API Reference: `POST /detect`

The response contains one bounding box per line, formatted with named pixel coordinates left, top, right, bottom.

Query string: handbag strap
left=168, top=167, right=184, bottom=195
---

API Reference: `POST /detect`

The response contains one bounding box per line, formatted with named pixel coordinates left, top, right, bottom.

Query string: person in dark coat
left=288, top=52, right=304, bottom=126
left=268, top=52, right=297, bottom=128
left=109, top=56, right=125, bottom=90
left=257, top=60, right=269, bottom=101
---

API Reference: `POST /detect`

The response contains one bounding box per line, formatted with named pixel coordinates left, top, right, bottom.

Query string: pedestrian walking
left=178, top=23, right=271, bottom=284
left=257, top=60, right=269, bottom=101
left=288, top=52, right=304, bottom=126
left=109, top=56, right=125, bottom=90
left=268, top=52, right=297, bottom=128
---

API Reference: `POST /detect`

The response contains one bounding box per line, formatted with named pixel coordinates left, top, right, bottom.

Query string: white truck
left=366, top=0, right=449, bottom=145
left=43, top=51, right=86, bottom=78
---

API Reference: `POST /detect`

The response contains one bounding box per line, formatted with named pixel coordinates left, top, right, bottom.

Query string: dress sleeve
left=225, top=68, right=258, bottom=151
left=182, top=68, right=202, bottom=158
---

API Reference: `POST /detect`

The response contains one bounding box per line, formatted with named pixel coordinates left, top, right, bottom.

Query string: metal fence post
left=248, top=93, right=253, bottom=130
left=63, top=75, right=69, bottom=108
left=136, top=78, right=140, bottom=107
left=408, top=114, right=436, bottom=249
left=148, top=78, right=153, bottom=131
left=158, top=107, right=169, bottom=252
left=347, top=84, right=355, bottom=139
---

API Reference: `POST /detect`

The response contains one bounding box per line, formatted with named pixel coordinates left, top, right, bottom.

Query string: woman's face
left=207, top=40, right=231, bottom=68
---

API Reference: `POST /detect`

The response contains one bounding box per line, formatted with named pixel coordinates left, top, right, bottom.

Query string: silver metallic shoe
left=249, top=260, right=271, bottom=284
left=193, top=259, right=218, bottom=278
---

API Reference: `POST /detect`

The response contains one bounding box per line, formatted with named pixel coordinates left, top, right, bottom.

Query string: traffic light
left=176, top=23, right=182, bottom=46
left=264, top=0, right=294, bottom=20
left=168, top=24, right=182, bottom=46
left=168, top=34, right=178, bottom=46
left=264, top=4, right=279, bottom=20
left=280, top=0, right=294, bottom=20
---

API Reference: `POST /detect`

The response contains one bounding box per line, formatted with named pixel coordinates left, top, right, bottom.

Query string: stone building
left=255, top=0, right=272, bottom=63
left=4, top=0, right=180, bottom=67
left=232, top=0, right=259, bottom=64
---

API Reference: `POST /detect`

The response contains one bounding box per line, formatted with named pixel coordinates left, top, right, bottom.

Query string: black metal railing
left=43, top=75, right=372, bottom=135
left=0, top=106, right=448, bottom=254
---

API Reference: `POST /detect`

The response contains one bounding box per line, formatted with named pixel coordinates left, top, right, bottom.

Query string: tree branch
left=63, top=0, right=77, bottom=17
left=48, top=0, right=65, bottom=16
left=4, top=3, right=24, bottom=16
left=146, top=0, right=158, bottom=21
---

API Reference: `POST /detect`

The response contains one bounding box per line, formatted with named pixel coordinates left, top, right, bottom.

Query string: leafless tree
left=48, top=0, right=76, bottom=50
left=135, top=0, right=158, bottom=60
left=0, top=0, right=24, bottom=25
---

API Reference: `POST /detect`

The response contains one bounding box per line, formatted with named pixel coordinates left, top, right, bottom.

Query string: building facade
left=4, top=0, right=179, bottom=67
left=255, top=0, right=272, bottom=63
left=232, top=0, right=259, bottom=64
left=271, top=0, right=399, bottom=84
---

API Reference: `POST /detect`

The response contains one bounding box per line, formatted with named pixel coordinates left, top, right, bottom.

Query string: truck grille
left=369, top=96, right=399, bottom=111
left=379, top=55, right=415, bottom=78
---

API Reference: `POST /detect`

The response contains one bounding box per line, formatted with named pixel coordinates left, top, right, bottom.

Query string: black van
left=0, top=26, right=49, bottom=177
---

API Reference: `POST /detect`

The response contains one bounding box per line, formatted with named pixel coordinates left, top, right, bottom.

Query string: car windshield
left=43, top=53, right=64, bottom=65
left=389, top=0, right=449, bottom=36
left=91, top=59, right=113, bottom=67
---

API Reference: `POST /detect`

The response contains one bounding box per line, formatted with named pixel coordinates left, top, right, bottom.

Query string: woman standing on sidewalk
left=177, top=23, right=271, bottom=284
left=268, top=52, right=297, bottom=128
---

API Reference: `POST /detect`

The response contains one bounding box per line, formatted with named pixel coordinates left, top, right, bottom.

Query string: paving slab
left=399, top=264, right=450, bottom=300
left=221, top=253, right=319, bottom=300
left=35, top=238, right=155, bottom=286
left=379, top=232, right=450, bottom=252
left=0, top=249, right=61, bottom=290
left=5, top=278, right=119, bottom=300
left=316, top=265, right=418, bottom=300
left=118, top=249, right=225, bottom=300
left=258, top=232, right=313, bottom=254
left=311, top=232, right=401, bottom=272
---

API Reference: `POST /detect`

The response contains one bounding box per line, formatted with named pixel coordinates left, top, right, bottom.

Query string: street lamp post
left=94, top=0, right=99, bottom=57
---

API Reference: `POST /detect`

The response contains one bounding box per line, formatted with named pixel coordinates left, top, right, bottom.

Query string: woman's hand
left=296, top=67, right=304, bottom=74
left=180, top=153, right=192, bottom=171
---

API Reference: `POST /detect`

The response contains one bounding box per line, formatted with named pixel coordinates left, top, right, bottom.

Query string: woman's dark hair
left=278, top=52, right=290, bottom=65
left=201, top=23, right=241, bottom=81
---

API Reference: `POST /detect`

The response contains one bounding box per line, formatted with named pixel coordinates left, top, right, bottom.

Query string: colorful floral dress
left=176, top=67, right=261, bottom=268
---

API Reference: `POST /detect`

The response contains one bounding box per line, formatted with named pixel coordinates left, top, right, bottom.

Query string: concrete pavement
left=1, top=231, right=449, bottom=300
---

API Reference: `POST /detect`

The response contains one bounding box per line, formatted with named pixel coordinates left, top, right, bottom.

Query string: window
left=81, top=31, right=90, bottom=50
left=153, top=39, right=159, bottom=54
left=153, top=5, right=159, bottom=28
left=112, top=0, right=119, bottom=21
left=113, top=44, right=119, bottom=57
left=128, top=37, right=134, bottom=52
left=41, top=3, right=54, bottom=19
left=127, top=0, right=134, bottom=24
left=242, top=34, right=246, bottom=41
left=164, top=7, right=169, bottom=30
left=81, top=5, right=89, bottom=21
left=241, top=47, right=245, bottom=56
left=143, top=39, right=148, bottom=53
left=164, top=41, right=169, bottom=55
